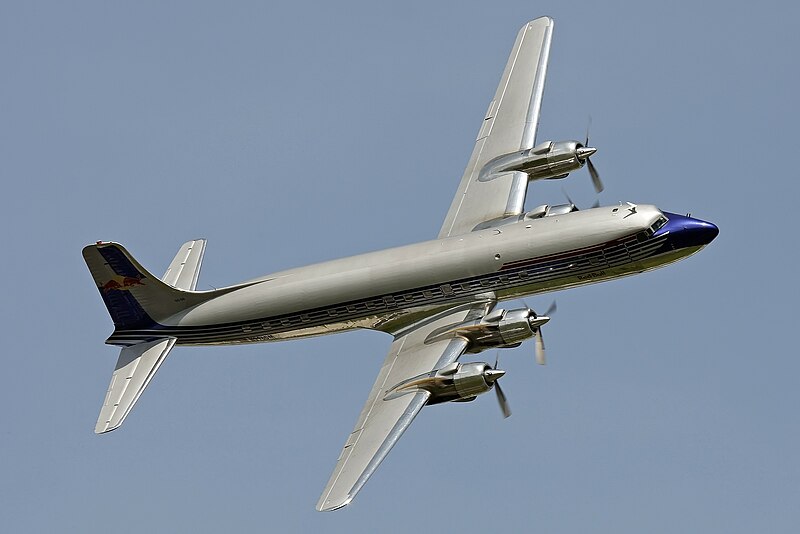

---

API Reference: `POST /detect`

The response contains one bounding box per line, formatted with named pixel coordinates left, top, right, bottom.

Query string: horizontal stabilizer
left=95, top=337, right=176, bottom=434
left=162, top=239, right=206, bottom=291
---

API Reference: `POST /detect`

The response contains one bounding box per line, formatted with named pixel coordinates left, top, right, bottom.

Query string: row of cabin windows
left=243, top=237, right=651, bottom=333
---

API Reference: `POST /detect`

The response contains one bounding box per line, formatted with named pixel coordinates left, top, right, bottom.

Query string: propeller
left=575, top=117, right=604, bottom=194
left=486, top=353, right=512, bottom=418
left=527, top=300, right=556, bottom=365
left=534, top=329, right=546, bottom=365
left=562, top=188, right=600, bottom=211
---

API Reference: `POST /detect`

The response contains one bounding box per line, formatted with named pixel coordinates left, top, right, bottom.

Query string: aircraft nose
left=662, top=213, right=719, bottom=248
left=691, top=218, right=719, bottom=246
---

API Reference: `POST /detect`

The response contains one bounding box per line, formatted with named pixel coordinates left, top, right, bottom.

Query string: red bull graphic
left=101, top=275, right=146, bottom=292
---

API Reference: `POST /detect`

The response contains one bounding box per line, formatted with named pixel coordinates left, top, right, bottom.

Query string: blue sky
left=2, top=1, right=799, bottom=532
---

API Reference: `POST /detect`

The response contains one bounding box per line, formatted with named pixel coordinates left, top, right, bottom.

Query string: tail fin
left=82, top=240, right=215, bottom=332
left=86, top=240, right=247, bottom=433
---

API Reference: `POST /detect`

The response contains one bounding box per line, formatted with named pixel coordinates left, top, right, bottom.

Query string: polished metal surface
left=544, top=203, right=578, bottom=217
left=439, top=17, right=554, bottom=238
left=383, top=361, right=503, bottom=406
left=478, top=140, right=592, bottom=183
left=84, top=16, right=719, bottom=513
left=424, top=306, right=550, bottom=354
left=575, top=146, right=597, bottom=160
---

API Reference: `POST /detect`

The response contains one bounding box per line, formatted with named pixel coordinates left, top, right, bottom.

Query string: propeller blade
left=534, top=329, right=546, bottom=365
left=591, top=199, right=601, bottom=209
left=587, top=157, right=604, bottom=193
left=585, top=115, right=592, bottom=147
left=495, top=381, right=512, bottom=418
left=544, top=300, right=558, bottom=317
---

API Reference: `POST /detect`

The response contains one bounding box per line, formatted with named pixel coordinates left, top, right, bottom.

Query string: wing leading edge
left=317, top=302, right=494, bottom=511
left=439, top=17, right=553, bottom=238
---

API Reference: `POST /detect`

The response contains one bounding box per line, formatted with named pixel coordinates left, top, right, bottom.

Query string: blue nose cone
left=661, top=212, right=719, bottom=248
left=694, top=218, right=719, bottom=245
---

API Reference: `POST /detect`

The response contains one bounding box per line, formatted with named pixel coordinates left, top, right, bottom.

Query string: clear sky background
left=2, top=1, right=799, bottom=532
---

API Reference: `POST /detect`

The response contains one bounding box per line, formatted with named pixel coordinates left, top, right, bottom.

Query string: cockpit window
left=650, top=215, right=668, bottom=233
left=637, top=216, right=669, bottom=242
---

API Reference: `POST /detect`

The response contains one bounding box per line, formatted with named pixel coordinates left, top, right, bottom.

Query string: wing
left=316, top=302, right=494, bottom=511
left=439, top=17, right=554, bottom=238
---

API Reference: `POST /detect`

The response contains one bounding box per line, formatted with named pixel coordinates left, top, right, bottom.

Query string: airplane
left=82, top=16, right=718, bottom=512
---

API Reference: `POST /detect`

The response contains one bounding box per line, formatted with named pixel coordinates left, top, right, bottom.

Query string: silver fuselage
left=107, top=204, right=706, bottom=346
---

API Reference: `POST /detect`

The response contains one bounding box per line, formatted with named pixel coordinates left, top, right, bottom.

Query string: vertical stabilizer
left=82, top=241, right=217, bottom=331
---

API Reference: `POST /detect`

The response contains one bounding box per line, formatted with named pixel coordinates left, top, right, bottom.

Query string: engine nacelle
left=384, top=361, right=503, bottom=405
left=425, top=308, right=550, bottom=354
left=478, top=140, right=594, bottom=182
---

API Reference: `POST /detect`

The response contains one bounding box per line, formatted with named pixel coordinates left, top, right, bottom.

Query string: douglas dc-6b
left=83, top=17, right=718, bottom=511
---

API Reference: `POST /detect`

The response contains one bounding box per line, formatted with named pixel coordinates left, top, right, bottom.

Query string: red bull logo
left=101, top=275, right=145, bottom=292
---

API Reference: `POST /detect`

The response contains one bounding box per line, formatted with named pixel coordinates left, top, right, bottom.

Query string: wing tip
left=528, top=15, right=554, bottom=27
left=94, top=422, right=119, bottom=434
left=520, top=16, right=554, bottom=36
left=316, top=495, right=353, bottom=512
